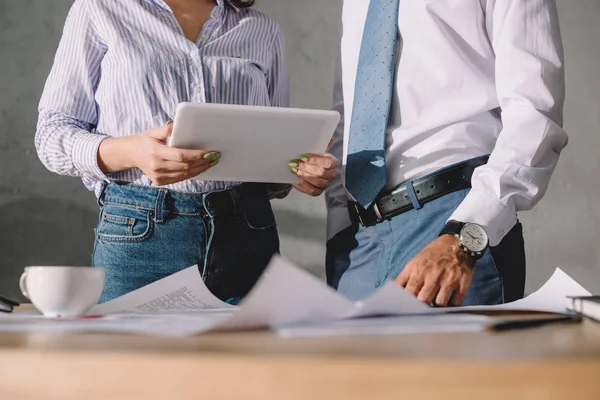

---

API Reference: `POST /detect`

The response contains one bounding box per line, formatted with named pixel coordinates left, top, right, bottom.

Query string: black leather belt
left=349, top=156, right=489, bottom=227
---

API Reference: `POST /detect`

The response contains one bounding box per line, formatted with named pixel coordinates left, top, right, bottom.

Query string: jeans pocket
left=97, top=204, right=154, bottom=243
left=241, top=200, right=277, bottom=230
left=466, top=249, right=504, bottom=305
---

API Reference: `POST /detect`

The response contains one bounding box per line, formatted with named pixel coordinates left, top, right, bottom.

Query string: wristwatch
left=439, top=220, right=489, bottom=261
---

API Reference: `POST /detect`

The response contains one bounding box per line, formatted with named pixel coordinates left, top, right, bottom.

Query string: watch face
left=460, top=223, right=489, bottom=253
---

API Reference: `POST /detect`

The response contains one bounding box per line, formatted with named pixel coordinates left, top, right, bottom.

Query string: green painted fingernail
left=289, top=167, right=298, bottom=173
left=212, top=153, right=221, bottom=161
left=210, top=160, right=219, bottom=167
left=204, top=153, right=214, bottom=160
left=300, top=155, right=310, bottom=162
left=288, top=161, right=299, bottom=168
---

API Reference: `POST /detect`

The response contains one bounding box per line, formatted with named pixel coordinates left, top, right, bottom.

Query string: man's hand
left=394, top=235, right=475, bottom=307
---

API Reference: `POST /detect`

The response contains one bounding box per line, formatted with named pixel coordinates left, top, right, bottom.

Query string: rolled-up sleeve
left=450, top=0, right=568, bottom=246
left=35, top=0, right=109, bottom=181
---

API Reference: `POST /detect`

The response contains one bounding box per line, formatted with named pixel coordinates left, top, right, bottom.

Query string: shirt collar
left=148, top=1, right=227, bottom=17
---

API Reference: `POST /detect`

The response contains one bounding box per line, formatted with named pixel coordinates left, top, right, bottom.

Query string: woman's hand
left=98, top=123, right=220, bottom=186
left=289, top=153, right=338, bottom=197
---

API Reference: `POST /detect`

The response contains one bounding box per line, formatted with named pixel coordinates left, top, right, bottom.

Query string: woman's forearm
left=97, top=136, right=137, bottom=174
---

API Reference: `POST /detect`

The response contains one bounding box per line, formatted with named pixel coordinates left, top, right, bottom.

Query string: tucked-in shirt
left=36, top=0, right=289, bottom=197
left=326, top=0, right=567, bottom=246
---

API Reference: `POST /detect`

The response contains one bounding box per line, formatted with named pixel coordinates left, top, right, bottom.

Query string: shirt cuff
left=449, top=189, right=518, bottom=247
left=327, top=205, right=352, bottom=241
left=72, top=133, right=110, bottom=182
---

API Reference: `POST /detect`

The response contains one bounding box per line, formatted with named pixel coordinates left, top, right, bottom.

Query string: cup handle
left=19, top=272, right=29, bottom=299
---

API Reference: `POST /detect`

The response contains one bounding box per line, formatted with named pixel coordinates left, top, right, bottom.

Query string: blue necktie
left=346, top=0, right=400, bottom=208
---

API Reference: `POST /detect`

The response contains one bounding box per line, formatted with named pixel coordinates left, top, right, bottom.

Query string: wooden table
left=1, top=309, right=600, bottom=400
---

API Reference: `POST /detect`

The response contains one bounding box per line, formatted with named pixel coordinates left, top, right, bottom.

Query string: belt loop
left=97, top=181, right=109, bottom=208
left=406, top=181, right=423, bottom=210
left=155, top=188, right=169, bottom=224
left=202, top=191, right=215, bottom=219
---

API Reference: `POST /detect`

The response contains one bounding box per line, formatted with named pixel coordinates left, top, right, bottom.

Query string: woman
left=35, top=0, right=337, bottom=303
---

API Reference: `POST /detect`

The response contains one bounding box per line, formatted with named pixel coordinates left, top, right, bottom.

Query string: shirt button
left=194, top=87, right=202, bottom=94
left=190, top=50, right=200, bottom=58
left=201, top=34, right=209, bottom=40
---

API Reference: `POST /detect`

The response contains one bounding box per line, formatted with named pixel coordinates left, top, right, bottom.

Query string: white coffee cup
left=19, top=266, right=105, bottom=318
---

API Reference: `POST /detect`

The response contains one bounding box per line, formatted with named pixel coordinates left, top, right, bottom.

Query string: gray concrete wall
left=0, top=0, right=598, bottom=302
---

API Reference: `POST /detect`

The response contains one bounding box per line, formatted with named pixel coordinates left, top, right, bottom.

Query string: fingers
left=142, top=125, right=217, bottom=162
left=291, top=182, right=323, bottom=197
left=150, top=162, right=216, bottom=186
left=145, top=124, right=173, bottom=142
left=449, top=275, right=472, bottom=307
left=434, top=285, right=456, bottom=307
left=296, top=161, right=336, bottom=181
left=417, top=280, right=440, bottom=304
left=397, top=261, right=464, bottom=307
left=301, top=153, right=338, bottom=170
left=157, top=146, right=218, bottom=163
left=404, top=275, right=425, bottom=297
left=289, top=154, right=337, bottom=197
left=395, top=269, right=410, bottom=288
left=151, top=159, right=212, bottom=173
left=289, top=154, right=337, bottom=177
left=293, top=168, right=331, bottom=190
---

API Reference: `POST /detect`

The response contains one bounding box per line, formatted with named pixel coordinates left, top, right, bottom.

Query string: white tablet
left=169, top=103, right=341, bottom=184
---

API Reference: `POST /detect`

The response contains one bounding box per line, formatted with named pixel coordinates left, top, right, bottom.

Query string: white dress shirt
left=326, top=0, right=567, bottom=246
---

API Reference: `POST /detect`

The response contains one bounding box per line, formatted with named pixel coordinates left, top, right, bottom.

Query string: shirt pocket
left=97, top=204, right=154, bottom=243
left=202, top=56, right=270, bottom=106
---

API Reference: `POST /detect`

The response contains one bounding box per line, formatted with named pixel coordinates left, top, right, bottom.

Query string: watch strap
left=439, top=220, right=465, bottom=237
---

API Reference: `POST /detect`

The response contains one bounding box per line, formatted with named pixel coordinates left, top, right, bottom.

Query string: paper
left=0, top=256, right=591, bottom=337
left=214, top=256, right=355, bottom=331
left=90, top=265, right=233, bottom=315
left=351, top=281, right=435, bottom=318
left=460, top=268, right=591, bottom=314
left=0, top=310, right=234, bottom=337
left=276, top=314, right=493, bottom=338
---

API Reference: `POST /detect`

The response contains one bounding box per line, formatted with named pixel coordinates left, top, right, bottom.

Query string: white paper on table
left=212, top=256, right=356, bottom=331
left=90, top=265, right=233, bottom=315
left=458, top=268, right=591, bottom=314
left=0, top=310, right=234, bottom=337
left=276, top=314, right=493, bottom=338
left=1, top=257, right=591, bottom=337
left=350, top=281, right=436, bottom=318
left=336, top=267, right=591, bottom=318
left=213, top=261, right=591, bottom=331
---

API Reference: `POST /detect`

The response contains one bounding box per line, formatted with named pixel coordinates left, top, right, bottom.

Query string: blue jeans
left=326, top=189, right=526, bottom=305
left=92, top=182, right=280, bottom=303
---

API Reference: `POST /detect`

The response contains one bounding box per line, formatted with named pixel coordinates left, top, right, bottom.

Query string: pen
left=488, top=314, right=582, bottom=332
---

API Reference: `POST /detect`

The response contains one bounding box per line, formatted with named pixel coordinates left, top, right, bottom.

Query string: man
left=325, top=0, right=567, bottom=306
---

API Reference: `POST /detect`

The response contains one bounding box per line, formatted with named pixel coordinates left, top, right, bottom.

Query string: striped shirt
left=36, top=0, right=290, bottom=196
